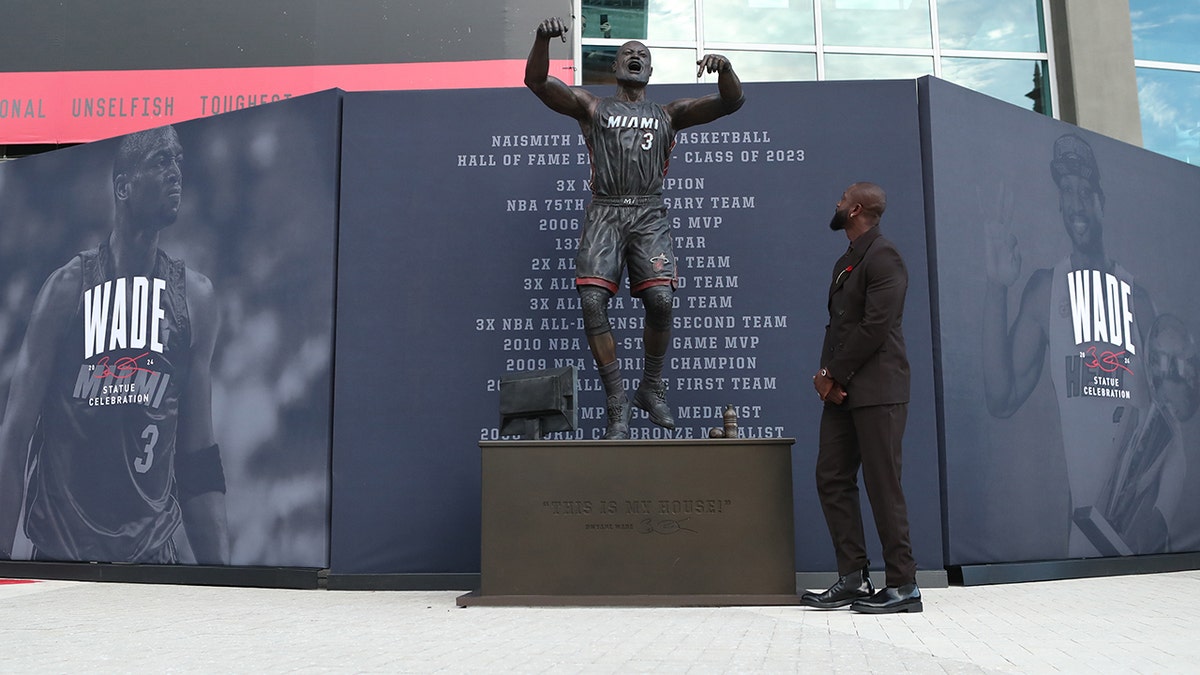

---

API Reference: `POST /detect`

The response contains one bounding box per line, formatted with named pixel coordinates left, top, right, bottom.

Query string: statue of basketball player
left=525, top=17, right=744, bottom=439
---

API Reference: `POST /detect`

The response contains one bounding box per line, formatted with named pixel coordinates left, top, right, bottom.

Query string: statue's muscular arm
left=525, top=17, right=599, bottom=129
left=666, top=55, right=744, bottom=131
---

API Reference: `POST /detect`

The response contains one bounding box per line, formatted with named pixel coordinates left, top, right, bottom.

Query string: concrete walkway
left=2, top=570, right=1197, bottom=673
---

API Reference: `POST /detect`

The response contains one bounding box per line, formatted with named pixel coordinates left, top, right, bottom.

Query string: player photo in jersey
left=0, top=126, right=226, bottom=564
left=981, top=132, right=1194, bottom=558
left=0, top=92, right=339, bottom=567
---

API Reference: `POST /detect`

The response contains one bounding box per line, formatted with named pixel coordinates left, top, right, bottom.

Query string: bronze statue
left=525, top=17, right=744, bottom=439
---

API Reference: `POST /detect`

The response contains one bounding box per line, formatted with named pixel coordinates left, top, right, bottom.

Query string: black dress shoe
left=799, top=568, right=874, bottom=609
left=850, top=583, right=922, bottom=614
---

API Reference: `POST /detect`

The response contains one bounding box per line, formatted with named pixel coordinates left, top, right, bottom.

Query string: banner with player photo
left=923, top=77, right=1200, bottom=564
left=332, top=81, right=944, bottom=576
left=0, top=90, right=340, bottom=568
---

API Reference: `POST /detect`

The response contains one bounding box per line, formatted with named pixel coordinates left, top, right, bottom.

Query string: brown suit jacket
left=820, top=225, right=910, bottom=409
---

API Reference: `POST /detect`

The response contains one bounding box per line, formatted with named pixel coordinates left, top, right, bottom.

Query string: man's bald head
left=847, top=182, right=887, bottom=225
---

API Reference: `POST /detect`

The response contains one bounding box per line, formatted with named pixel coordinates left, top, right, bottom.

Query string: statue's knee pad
left=579, top=286, right=613, bottom=336
left=641, top=286, right=673, bottom=332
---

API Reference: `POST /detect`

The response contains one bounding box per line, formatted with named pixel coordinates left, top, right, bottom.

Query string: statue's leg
left=580, top=285, right=629, bottom=439
left=632, top=284, right=675, bottom=429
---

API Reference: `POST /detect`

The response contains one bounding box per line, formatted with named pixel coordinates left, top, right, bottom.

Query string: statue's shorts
left=575, top=195, right=677, bottom=295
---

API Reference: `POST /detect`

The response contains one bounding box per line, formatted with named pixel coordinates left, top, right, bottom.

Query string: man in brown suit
left=802, top=182, right=921, bottom=614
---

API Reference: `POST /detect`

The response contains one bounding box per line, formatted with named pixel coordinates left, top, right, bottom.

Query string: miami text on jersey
left=606, top=114, right=661, bottom=130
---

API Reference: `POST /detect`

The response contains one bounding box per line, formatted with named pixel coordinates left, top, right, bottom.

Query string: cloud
left=1138, top=79, right=1180, bottom=128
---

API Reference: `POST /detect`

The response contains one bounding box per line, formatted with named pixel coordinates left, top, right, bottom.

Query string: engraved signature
left=638, top=518, right=697, bottom=535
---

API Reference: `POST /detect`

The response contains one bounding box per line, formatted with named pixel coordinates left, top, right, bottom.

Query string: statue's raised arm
left=666, top=54, right=745, bottom=130
left=524, top=17, right=596, bottom=121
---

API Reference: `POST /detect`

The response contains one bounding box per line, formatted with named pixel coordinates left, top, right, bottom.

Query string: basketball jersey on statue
left=586, top=97, right=675, bottom=197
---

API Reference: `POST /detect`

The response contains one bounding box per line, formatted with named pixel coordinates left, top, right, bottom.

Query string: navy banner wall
left=333, top=81, right=943, bottom=576
left=923, top=77, right=1200, bottom=565
left=0, top=90, right=340, bottom=567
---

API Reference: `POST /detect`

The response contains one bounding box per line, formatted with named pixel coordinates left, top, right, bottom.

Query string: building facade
left=576, top=0, right=1197, bottom=165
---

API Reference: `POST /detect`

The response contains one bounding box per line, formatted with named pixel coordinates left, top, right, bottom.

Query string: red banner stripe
left=0, top=60, right=576, bottom=145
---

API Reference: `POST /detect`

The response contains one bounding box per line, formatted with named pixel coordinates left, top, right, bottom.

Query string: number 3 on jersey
left=135, top=423, right=159, bottom=473
left=641, top=131, right=654, bottom=151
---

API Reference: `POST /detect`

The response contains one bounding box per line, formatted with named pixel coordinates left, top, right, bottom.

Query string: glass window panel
left=703, top=0, right=815, bottom=46
left=582, top=0, right=648, bottom=39
left=582, top=45, right=701, bottom=85
left=1136, top=67, right=1200, bottom=166
left=706, top=50, right=818, bottom=83
left=1130, top=0, right=1200, bottom=65
left=823, top=53, right=934, bottom=80
left=940, top=57, right=1051, bottom=114
left=821, top=0, right=933, bottom=49
left=936, top=0, right=1044, bottom=52
left=581, top=0, right=695, bottom=42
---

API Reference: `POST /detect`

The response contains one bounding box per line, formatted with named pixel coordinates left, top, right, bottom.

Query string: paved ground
left=1, top=570, right=1197, bottom=673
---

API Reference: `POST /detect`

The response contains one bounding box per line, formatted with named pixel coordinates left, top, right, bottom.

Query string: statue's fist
left=537, top=17, right=569, bottom=40
left=696, top=54, right=731, bottom=77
